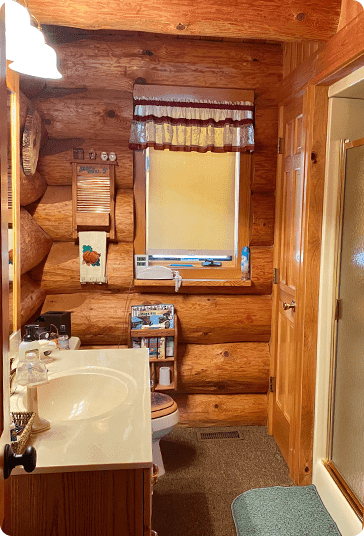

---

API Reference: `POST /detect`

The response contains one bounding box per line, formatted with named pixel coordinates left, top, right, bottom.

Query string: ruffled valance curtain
left=129, top=96, right=254, bottom=153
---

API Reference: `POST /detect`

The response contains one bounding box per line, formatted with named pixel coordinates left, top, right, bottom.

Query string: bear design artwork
left=82, top=245, right=101, bottom=266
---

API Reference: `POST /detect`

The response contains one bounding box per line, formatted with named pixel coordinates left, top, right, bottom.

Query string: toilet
left=151, top=392, right=179, bottom=476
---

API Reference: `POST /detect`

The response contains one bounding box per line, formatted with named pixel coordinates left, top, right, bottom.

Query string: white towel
left=79, top=231, right=107, bottom=284
left=8, top=228, right=13, bottom=282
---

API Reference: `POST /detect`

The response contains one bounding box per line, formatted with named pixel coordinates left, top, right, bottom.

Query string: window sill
left=133, top=279, right=252, bottom=288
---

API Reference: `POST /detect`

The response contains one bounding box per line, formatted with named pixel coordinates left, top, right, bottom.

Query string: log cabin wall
left=9, top=92, right=51, bottom=334
left=25, top=31, right=283, bottom=426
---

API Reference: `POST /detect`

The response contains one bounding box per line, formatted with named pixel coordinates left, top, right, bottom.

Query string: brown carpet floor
left=152, top=425, right=294, bottom=536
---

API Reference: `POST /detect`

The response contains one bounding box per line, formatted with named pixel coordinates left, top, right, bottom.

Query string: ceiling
left=27, top=0, right=342, bottom=43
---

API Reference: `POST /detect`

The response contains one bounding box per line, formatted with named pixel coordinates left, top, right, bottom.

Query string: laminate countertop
left=11, top=347, right=152, bottom=474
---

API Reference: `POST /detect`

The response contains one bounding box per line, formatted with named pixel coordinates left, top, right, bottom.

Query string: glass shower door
left=330, top=139, right=364, bottom=510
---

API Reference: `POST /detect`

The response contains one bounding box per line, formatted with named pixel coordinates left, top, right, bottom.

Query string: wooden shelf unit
left=128, top=313, right=178, bottom=391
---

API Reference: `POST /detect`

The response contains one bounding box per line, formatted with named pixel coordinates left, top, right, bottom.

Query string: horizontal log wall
left=29, top=242, right=134, bottom=291
left=177, top=343, right=270, bottom=393
left=20, top=170, right=47, bottom=207
left=42, top=293, right=272, bottom=345
left=31, top=32, right=282, bottom=425
left=174, top=394, right=268, bottom=426
left=20, top=208, right=52, bottom=275
left=27, top=187, right=134, bottom=242
left=9, top=275, right=46, bottom=335
left=43, top=292, right=272, bottom=345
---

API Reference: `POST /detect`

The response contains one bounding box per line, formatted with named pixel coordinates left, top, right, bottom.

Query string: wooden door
left=269, top=96, right=304, bottom=469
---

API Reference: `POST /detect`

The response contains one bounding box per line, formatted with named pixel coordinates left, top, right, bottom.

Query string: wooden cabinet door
left=270, top=96, right=304, bottom=469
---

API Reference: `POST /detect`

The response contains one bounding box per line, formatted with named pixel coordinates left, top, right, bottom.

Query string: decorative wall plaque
left=22, top=108, right=42, bottom=175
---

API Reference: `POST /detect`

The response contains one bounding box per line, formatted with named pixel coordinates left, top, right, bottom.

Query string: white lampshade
left=6, top=24, right=45, bottom=63
left=9, top=42, right=62, bottom=79
left=2, top=0, right=62, bottom=79
left=2, top=0, right=32, bottom=61
left=3, top=0, right=30, bottom=31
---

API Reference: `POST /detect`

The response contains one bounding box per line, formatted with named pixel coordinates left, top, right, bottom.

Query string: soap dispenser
left=58, top=325, right=70, bottom=350
left=18, top=325, right=35, bottom=360
left=18, top=326, right=57, bottom=363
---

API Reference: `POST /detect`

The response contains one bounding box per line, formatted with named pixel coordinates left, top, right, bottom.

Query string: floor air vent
left=197, top=430, right=243, bottom=441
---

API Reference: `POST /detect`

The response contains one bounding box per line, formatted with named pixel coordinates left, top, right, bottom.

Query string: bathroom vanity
left=8, top=348, right=153, bottom=536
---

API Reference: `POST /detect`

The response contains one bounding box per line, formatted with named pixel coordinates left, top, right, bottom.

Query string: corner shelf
left=128, top=313, right=178, bottom=391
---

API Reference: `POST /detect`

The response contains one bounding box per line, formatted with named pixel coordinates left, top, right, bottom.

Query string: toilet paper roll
left=159, top=366, right=171, bottom=386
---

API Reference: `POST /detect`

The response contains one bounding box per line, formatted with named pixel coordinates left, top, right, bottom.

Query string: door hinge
left=335, top=299, right=342, bottom=321
left=273, top=268, right=279, bottom=284
left=269, top=376, right=276, bottom=393
left=278, top=138, right=284, bottom=154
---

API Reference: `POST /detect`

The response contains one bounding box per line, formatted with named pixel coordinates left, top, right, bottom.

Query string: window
left=132, top=85, right=253, bottom=283
left=134, top=148, right=251, bottom=281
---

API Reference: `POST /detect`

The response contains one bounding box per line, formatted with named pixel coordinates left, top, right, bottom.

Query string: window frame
left=134, top=149, right=252, bottom=281
left=133, top=84, right=253, bottom=283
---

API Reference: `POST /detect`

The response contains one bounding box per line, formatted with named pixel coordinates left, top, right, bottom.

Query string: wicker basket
left=11, top=412, right=35, bottom=454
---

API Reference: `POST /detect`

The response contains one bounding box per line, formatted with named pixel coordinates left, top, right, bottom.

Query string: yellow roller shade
left=146, top=148, right=238, bottom=256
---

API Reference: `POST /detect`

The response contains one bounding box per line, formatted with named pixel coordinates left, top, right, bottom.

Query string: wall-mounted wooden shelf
left=130, top=328, right=175, bottom=338
left=133, top=279, right=252, bottom=288
left=128, top=313, right=178, bottom=391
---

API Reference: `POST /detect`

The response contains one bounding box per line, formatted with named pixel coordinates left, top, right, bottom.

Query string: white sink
left=24, top=367, right=137, bottom=422
left=12, top=348, right=152, bottom=472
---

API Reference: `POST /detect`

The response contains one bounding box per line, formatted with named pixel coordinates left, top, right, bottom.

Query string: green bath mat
left=231, top=484, right=342, bottom=536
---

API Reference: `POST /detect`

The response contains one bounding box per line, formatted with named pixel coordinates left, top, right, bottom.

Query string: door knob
left=4, top=444, right=37, bottom=479
left=283, top=300, right=295, bottom=311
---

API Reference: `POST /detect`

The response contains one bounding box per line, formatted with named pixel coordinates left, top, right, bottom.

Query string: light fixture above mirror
left=1, top=0, right=62, bottom=79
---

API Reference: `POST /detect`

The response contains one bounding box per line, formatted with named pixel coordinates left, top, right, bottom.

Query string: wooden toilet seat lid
left=151, top=392, right=177, bottom=419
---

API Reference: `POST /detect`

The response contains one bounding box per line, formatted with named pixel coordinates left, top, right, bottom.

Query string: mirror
left=6, top=65, right=21, bottom=351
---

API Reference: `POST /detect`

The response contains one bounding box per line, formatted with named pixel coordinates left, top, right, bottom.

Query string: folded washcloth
left=79, top=231, right=107, bottom=284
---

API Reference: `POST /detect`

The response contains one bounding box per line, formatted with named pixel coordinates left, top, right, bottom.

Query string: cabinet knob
left=4, top=444, right=37, bottom=479
left=283, top=300, right=296, bottom=311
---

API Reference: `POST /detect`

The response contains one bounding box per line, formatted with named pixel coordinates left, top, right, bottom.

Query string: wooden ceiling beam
left=28, top=0, right=341, bottom=42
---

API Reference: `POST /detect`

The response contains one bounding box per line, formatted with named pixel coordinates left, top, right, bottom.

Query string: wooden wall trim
left=279, top=10, right=364, bottom=104
left=133, top=151, right=146, bottom=255
left=292, top=85, right=329, bottom=485
left=268, top=104, right=284, bottom=436
left=133, top=84, right=254, bottom=102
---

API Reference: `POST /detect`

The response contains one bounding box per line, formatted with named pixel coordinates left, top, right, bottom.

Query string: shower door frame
left=324, top=136, right=364, bottom=522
